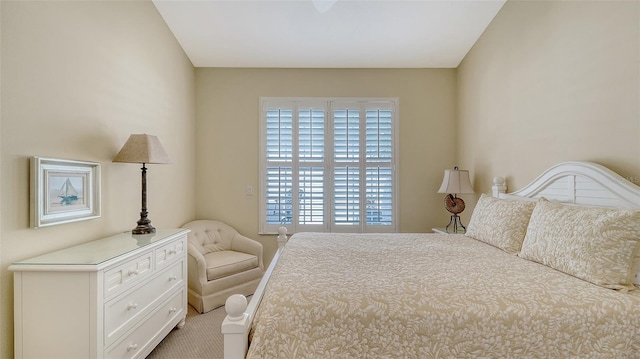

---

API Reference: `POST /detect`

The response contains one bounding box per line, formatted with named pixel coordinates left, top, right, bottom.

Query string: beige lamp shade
left=438, top=167, right=474, bottom=194
left=113, top=134, right=170, bottom=164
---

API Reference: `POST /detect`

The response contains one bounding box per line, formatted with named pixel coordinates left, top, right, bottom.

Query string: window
left=260, top=98, right=398, bottom=234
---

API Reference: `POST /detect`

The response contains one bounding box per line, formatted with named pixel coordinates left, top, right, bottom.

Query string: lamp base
left=445, top=214, right=466, bottom=233
left=132, top=217, right=155, bottom=235
left=131, top=163, right=156, bottom=235
left=132, top=224, right=155, bottom=235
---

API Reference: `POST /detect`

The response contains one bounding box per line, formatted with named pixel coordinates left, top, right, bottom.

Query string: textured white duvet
left=247, top=233, right=640, bottom=358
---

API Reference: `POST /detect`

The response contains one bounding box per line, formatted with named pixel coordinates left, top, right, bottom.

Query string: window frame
left=259, top=97, right=399, bottom=234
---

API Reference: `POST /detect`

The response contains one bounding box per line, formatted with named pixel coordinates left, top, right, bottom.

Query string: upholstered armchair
left=181, top=220, right=264, bottom=313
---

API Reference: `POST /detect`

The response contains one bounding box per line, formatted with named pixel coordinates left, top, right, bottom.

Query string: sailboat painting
left=47, top=174, right=86, bottom=211
left=31, top=157, right=101, bottom=228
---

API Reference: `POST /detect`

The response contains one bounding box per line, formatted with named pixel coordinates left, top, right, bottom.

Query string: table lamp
left=437, top=166, right=474, bottom=233
left=113, top=134, right=170, bottom=234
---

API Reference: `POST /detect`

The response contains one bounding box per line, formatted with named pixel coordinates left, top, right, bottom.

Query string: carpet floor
left=146, top=304, right=226, bottom=359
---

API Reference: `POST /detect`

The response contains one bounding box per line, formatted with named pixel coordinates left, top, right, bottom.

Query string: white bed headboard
left=492, top=161, right=640, bottom=209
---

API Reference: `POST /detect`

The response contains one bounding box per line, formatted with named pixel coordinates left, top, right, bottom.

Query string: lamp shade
left=112, top=134, right=170, bottom=164
left=438, top=167, right=474, bottom=194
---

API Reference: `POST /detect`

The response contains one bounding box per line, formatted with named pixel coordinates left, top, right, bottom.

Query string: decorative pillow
left=465, top=193, right=537, bottom=254
left=519, top=198, right=640, bottom=291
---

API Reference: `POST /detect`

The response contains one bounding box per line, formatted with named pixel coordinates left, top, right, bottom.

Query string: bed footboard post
left=492, top=176, right=506, bottom=198
left=222, top=294, right=249, bottom=359
left=277, top=226, right=288, bottom=248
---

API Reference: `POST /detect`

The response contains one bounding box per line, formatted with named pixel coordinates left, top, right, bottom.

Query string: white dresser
left=9, top=228, right=190, bottom=359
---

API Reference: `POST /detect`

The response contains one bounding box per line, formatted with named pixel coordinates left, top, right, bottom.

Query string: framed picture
left=30, top=157, right=101, bottom=228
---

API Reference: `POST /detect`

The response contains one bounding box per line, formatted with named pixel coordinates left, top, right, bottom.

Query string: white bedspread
left=247, top=233, right=640, bottom=358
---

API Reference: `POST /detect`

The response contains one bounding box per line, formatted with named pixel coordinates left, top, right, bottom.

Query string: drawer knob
left=169, top=249, right=177, bottom=255
left=169, top=307, right=177, bottom=313
left=127, top=344, right=138, bottom=352
left=127, top=302, right=138, bottom=310
left=169, top=275, right=177, bottom=281
left=128, top=269, right=139, bottom=276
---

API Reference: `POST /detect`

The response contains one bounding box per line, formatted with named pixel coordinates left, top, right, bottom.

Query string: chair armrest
left=231, top=234, right=264, bottom=270
left=187, top=243, right=208, bottom=286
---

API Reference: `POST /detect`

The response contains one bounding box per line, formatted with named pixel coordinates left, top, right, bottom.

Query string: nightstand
left=432, top=227, right=466, bottom=234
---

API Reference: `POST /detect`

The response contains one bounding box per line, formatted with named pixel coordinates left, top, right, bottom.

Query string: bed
left=222, top=161, right=640, bottom=358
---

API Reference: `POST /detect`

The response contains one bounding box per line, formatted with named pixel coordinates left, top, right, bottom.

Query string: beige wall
left=458, top=0, right=640, bottom=196
left=195, top=68, right=458, bottom=261
left=5, top=0, right=638, bottom=356
left=0, top=1, right=196, bottom=357
left=0, top=2, right=3, bottom=355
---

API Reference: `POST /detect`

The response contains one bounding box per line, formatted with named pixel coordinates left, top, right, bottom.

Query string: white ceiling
left=152, top=0, right=506, bottom=68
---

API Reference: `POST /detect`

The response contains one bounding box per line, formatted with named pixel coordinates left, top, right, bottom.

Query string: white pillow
left=465, top=194, right=537, bottom=254
left=519, top=198, right=640, bottom=291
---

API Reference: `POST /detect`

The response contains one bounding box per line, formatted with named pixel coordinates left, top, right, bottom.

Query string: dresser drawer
left=104, top=251, right=153, bottom=299
left=155, top=235, right=185, bottom=270
left=104, top=260, right=184, bottom=346
left=106, top=289, right=185, bottom=359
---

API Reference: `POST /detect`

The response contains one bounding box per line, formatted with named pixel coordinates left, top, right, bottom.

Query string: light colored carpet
left=146, top=304, right=226, bottom=359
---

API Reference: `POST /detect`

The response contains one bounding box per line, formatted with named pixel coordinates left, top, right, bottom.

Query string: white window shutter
left=260, top=98, right=397, bottom=234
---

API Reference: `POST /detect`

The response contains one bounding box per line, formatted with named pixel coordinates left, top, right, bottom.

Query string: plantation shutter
left=265, top=106, right=294, bottom=226
left=297, top=106, right=326, bottom=227
left=365, top=107, right=393, bottom=226
left=260, top=98, right=397, bottom=234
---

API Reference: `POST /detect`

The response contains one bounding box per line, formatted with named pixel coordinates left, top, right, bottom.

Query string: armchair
left=181, top=220, right=264, bottom=313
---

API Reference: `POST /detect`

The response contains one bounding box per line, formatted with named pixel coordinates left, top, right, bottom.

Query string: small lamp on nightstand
left=437, top=166, right=474, bottom=233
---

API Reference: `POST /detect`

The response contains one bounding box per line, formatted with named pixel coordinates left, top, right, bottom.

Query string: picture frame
left=30, top=157, right=101, bottom=228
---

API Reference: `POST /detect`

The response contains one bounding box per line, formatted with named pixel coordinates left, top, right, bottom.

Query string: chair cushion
left=204, top=250, right=259, bottom=281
